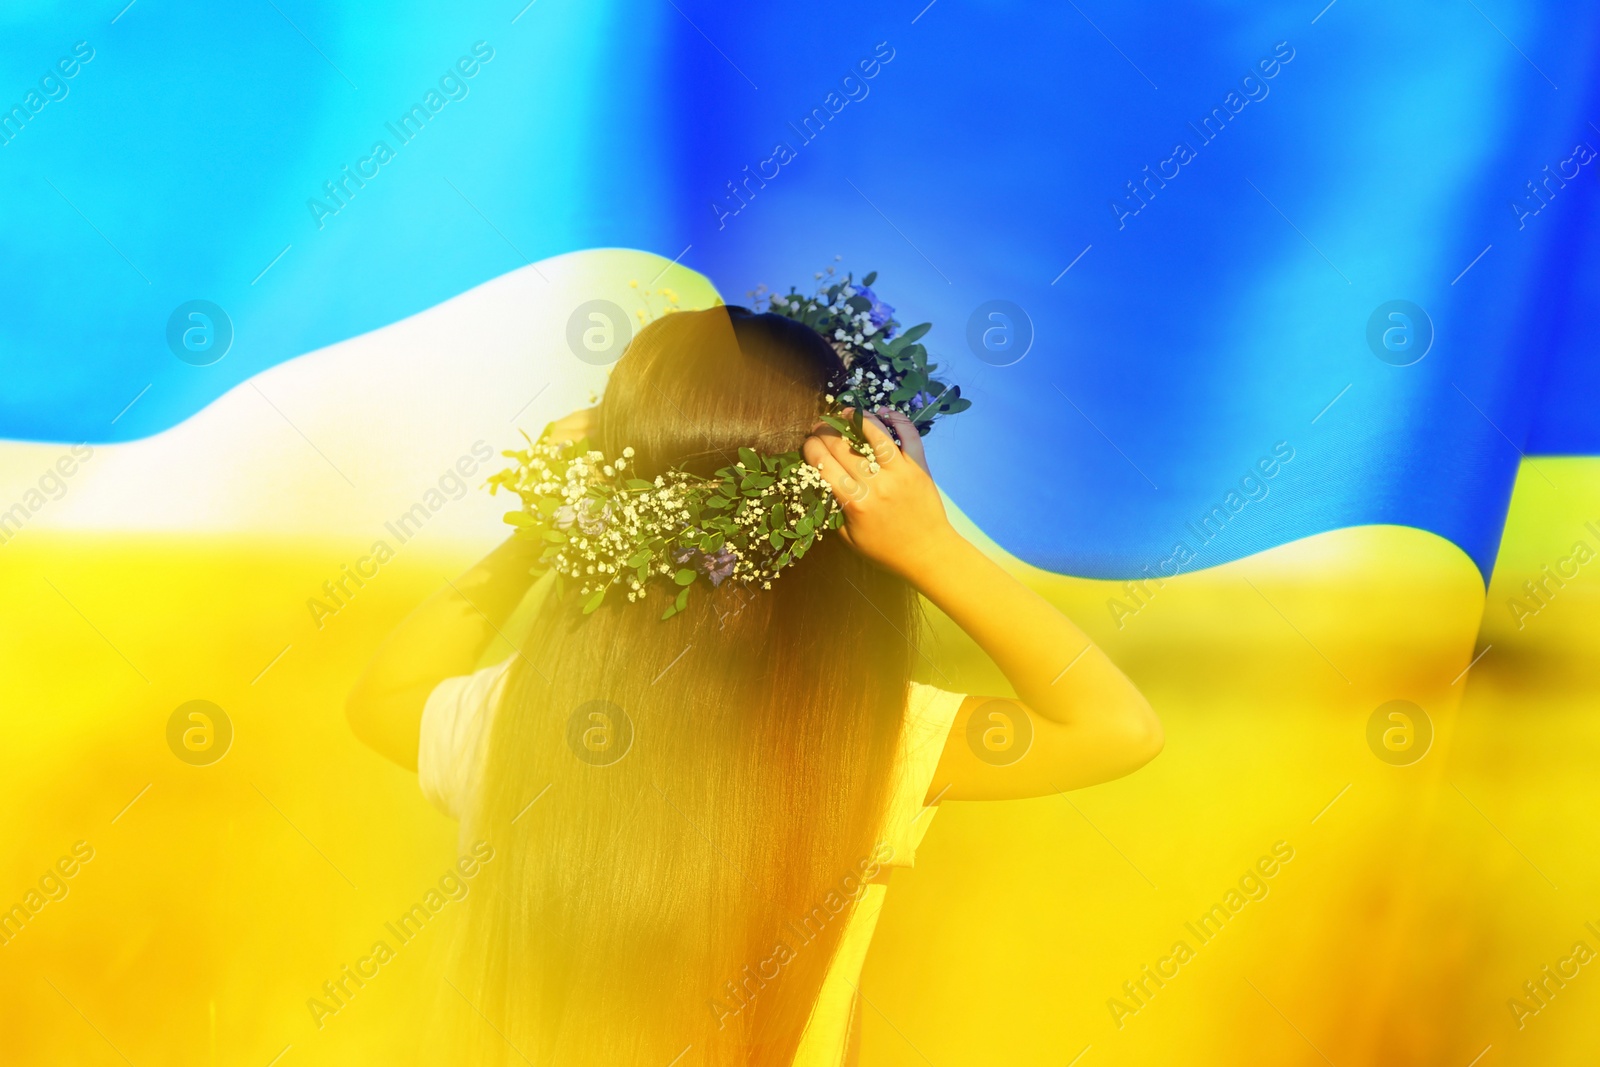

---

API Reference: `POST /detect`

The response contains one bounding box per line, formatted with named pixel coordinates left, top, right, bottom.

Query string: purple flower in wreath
left=856, top=285, right=896, bottom=337
left=702, top=546, right=737, bottom=587
left=908, top=390, right=939, bottom=414
left=553, top=504, right=577, bottom=530
left=672, top=544, right=740, bottom=587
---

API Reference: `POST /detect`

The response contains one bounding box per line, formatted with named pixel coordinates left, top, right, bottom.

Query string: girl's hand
left=802, top=409, right=956, bottom=583
left=541, top=405, right=597, bottom=445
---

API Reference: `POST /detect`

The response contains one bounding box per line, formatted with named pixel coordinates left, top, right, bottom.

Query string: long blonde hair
left=443, top=306, right=916, bottom=1065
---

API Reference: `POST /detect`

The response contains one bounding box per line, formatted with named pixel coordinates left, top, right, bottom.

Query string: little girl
left=348, top=291, right=1160, bottom=1066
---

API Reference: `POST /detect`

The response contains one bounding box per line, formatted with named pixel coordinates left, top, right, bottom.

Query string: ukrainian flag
left=2, top=1, right=1598, bottom=1063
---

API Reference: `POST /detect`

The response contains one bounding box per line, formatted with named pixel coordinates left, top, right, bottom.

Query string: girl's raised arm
left=345, top=534, right=541, bottom=769
left=345, top=408, right=592, bottom=768
left=803, top=410, right=1163, bottom=802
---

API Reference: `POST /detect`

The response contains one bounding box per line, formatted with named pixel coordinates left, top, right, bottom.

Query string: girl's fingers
left=814, top=425, right=872, bottom=477
left=858, top=412, right=902, bottom=465
left=803, top=435, right=867, bottom=506
left=874, top=408, right=928, bottom=471
left=542, top=418, right=576, bottom=443
left=540, top=405, right=598, bottom=443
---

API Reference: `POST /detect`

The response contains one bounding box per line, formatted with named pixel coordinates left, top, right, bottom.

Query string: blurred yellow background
left=3, top=456, right=1597, bottom=1064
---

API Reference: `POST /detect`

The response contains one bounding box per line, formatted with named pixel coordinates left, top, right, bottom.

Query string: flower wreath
left=487, top=266, right=970, bottom=619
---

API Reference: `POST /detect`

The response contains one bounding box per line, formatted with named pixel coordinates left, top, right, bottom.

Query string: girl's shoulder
left=905, top=680, right=966, bottom=737
left=880, top=681, right=967, bottom=869
left=418, top=658, right=514, bottom=820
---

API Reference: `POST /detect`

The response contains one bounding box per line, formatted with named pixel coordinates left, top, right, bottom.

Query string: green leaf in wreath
left=674, top=568, right=698, bottom=586
left=897, top=322, right=931, bottom=345
left=817, top=412, right=850, bottom=431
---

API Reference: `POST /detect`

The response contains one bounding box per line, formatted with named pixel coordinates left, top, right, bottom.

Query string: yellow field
left=2, top=458, right=1597, bottom=1065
